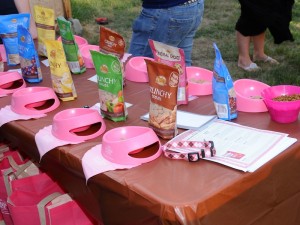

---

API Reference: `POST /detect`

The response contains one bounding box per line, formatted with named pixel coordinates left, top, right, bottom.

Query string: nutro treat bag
left=0, top=13, right=30, bottom=66
left=45, top=40, right=77, bottom=101
left=17, top=25, right=43, bottom=83
left=149, top=39, right=188, bottom=105
left=212, top=43, right=237, bottom=120
left=145, top=59, right=179, bottom=139
left=90, top=50, right=127, bottom=122
left=33, top=5, right=55, bottom=57
left=57, top=16, right=86, bottom=74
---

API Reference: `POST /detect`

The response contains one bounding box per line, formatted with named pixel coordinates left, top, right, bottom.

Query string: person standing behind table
left=128, top=0, right=205, bottom=66
left=235, top=0, right=295, bottom=72
left=0, top=0, right=37, bottom=44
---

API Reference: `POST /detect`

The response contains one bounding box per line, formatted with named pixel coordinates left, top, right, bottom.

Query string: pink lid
left=101, top=126, right=161, bottom=165
left=11, top=87, right=60, bottom=115
left=52, top=108, right=106, bottom=142
left=125, top=56, right=154, bottom=83
left=186, top=66, right=213, bottom=96
left=79, top=45, right=99, bottom=68
left=0, top=71, right=26, bottom=95
left=234, top=79, right=270, bottom=113
left=57, top=35, right=88, bottom=47
left=261, top=85, right=300, bottom=123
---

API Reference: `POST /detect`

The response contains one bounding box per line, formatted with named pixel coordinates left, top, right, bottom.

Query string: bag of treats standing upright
left=0, top=13, right=30, bottom=66
left=17, top=25, right=43, bottom=83
left=90, top=50, right=127, bottom=122
left=99, top=26, right=126, bottom=59
left=44, top=40, right=77, bottom=101
left=212, top=43, right=237, bottom=120
left=99, top=26, right=126, bottom=85
left=57, top=16, right=86, bottom=74
left=32, top=4, right=56, bottom=57
left=149, top=39, right=188, bottom=105
left=145, top=59, right=179, bottom=139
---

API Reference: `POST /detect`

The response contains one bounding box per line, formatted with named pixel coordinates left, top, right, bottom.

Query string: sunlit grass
left=72, top=0, right=300, bottom=85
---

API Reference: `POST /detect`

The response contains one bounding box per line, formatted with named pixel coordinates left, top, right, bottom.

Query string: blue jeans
left=128, top=0, right=204, bottom=66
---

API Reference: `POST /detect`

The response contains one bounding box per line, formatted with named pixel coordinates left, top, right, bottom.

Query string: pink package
left=149, top=39, right=188, bottom=105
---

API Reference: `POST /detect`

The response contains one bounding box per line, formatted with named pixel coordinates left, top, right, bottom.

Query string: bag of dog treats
left=145, top=59, right=179, bottom=139
left=99, top=26, right=126, bottom=60
left=212, top=43, right=237, bottom=120
left=32, top=5, right=56, bottom=57
left=29, top=0, right=64, bottom=19
left=90, top=50, right=127, bottom=122
left=17, top=25, right=43, bottom=83
left=99, top=26, right=126, bottom=85
left=45, top=40, right=77, bottom=101
left=149, top=39, right=188, bottom=105
left=57, top=16, right=86, bottom=74
left=0, top=13, right=30, bottom=66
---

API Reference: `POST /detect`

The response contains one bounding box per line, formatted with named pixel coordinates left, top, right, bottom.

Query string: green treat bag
left=57, top=16, right=86, bottom=74
left=90, top=50, right=127, bottom=122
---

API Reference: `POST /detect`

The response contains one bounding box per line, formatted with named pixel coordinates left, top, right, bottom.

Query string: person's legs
left=236, top=31, right=261, bottom=71
left=236, top=31, right=252, bottom=67
left=168, top=0, right=204, bottom=66
left=129, top=0, right=204, bottom=66
left=252, top=32, right=266, bottom=60
left=253, top=32, right=279, bottom=64
left=128, top=8, right=160, bottom=58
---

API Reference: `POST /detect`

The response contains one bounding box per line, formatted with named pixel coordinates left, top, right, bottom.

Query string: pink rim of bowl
left=234, top=79, right=270, bottom=113
left=79, top=45, right=99, bottom=69
left=11, top=87, right=60, bottom=115
left=125, top=56, right=154, bottom=83
left=101, top=126, right=161, bottom=165
left=52, top=108, right=106, bottom=142
left=186, top=66, right=213, bottom=96
left=57, top=35, right=88, bottom=47
left=0, top=71, right=26, bottom=94
left=261, top=85, right=300, bottom=123
left=0, top=45, right=6, bottom=62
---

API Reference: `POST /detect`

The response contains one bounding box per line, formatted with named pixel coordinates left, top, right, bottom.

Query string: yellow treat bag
left=33, top=5, right=56, bottom=57
left=45, top=40, right=77, bottom=101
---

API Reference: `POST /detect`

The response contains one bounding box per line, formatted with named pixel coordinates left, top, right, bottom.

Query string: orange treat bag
left=33, top=4, right=56, bottom=57
left=145, top=59, right=179, bottom=139
left=149, top=39, right=188, bottom=105
left=45, top=40, right=77, bottom=101
left=99, top=26, right=126, bottom=59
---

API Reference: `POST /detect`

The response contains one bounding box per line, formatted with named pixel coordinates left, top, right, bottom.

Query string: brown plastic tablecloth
left=1, top=62, right=300, bottom=225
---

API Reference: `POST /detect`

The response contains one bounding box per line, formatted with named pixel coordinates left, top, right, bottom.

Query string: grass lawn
left=72, top=0, right=300, bottom=85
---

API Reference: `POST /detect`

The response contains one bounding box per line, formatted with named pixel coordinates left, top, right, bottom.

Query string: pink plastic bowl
left=11, top=87, right=60, bottom=115
left=0, top=45, right=6, bottom=62
left=261, top=85, right=300, bottom=123
left=52, top=108, right=106, bottom=142
left=57, top=35, right=88, bottom=48
left=0, top=71, right=26, bottom=94
left=234, top=79, right=270, bottom=113
left=186, top=66, right=213, bottom=96
left=79, top=44, right=99, bottom=68
left=101, top=126, right=161, bottom=165
left=125, top=56, right=154, bottom=83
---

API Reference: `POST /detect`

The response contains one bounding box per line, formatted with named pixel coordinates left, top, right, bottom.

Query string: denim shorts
left=128, top=0, right=204, bottom=66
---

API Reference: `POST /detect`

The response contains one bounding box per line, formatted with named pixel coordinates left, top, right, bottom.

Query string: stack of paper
left=162, top=120, right=297, bottom=172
